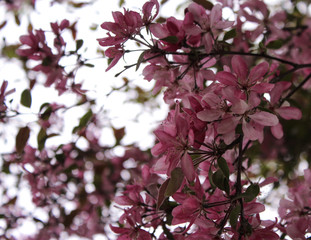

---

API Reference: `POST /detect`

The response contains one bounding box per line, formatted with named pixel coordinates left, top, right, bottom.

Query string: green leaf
left=84, top=63, right=94, bottom=68
left=165, top=167, right=184, bottom=197
left=212, top=169, right=225, bottom=190
left=230, top=204, right=241, bottom=230
left=14, top=13, right=21, bottom=25
left=161, top=36, right=179, bottom=44
left=2, top=44, right=19, bottom=59
left=76, top=39, right=83, bottom=51
left=136, top=51, right=145, bottom=71
left=40, top=103, right=52, bottom=120
left=217, top=157, right=230, bottom=179
left=119, top=0, right=125, bottom=7
left=0, top=21, right=7, bottom=30
left=243, top=184, right=260, bottom=202
left=37, top=128, right=47, bottom=151
left=192, top=0, right=213, bottom=10
left=20, top=89, right=32, bottom=108
left=16, top=126, right=30, bottom=154
left=266, top=40, right=283, bottom=49
left=73, top=109, right=93, bottom=133
left=79, top=109, right=93, bottom=128
left=223, top=29, right=236, bottom=41
left=212, top=169, right=230, bottom=195
left=112, top=127, right=125, bottom=145
left=208, top=167, right=216, bottom=188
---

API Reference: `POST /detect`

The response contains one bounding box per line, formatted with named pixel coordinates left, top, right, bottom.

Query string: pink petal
left=251, top=82, right=274, bottom=94
left=151, top=142, right=164, bottom=156
left=166, top=17, right=181, bottom=35
left=105, top=52, right=123, bottom=71
left=249, top=61, right=269, bottom=82
left=244, top=202, right=265, bottom=215
left=248, top=91, right=261, bottom=108
left=270, top=81, right=291, bottom=104
left=217, top=116, right=239, bottom=134
left=202, top=33, right=213, bottom=53
left=19, top=35, right=35, bottom=46
left=142, top=0, right=160, bottom=21
left=197, top=109, right=222, bottom=122
left=149, top=23, right=169, bottom=38
left=231, top=99, right=249, bottom=114
left=242, top=119, right=262, bottom=141
left=210, top=4, right=222, bottom=27
left=100, top=22, right=120, bottom=33
left=271, top=123, right=283, bottom=139
left=60, top=19, right=70, bottom=30
left=214, top=20, right=234, bottom=29
left=259, top=177, right=278, bottom=187
left=231, top=55, right=248, bottom=83
left=223, top=130, right=236, bottom=145
left=216, top=71, right=237, bottom=86
left=249, top=111, right=278, bottom=126
left=181, top=153, right=195, bottom=182
left=110, top=225, right=129, bottom=234
left=222, top=86, right=242, bottom=103
left=151, top=156, right=167, bottom=174
left=187, top=3, right=206, bottom=22
left=275, top=106, right=302, bottom=120
left=114, top=195, right=133, bottom=205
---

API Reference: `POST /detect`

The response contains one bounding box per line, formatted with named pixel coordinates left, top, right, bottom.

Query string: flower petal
left=181, top=153, right=195, bottom=182
left=249, top=111, right=278, bottom=126
left=275, top=107, right=302, bottom=120
left=197, top=109, right=222, bottom=122
left=271, top=123, right=283, bottom=139
left=231, top=55, right=248, bottom=83
left=216, top=71, right=237, bottom=86
left=249, top=61, right=269, bottom=82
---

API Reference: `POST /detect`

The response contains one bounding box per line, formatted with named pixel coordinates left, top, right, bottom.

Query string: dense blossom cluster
left=96, top=0, right=311, bottom=239
left=278, top=169, right=311, bottom=239
left=16, top=19, right=77, bottom=95
left=0, top=0, right=311, bottom=239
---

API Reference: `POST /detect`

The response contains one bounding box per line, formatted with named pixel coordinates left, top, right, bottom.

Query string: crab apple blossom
left=1, top=0, right=311, bottom=239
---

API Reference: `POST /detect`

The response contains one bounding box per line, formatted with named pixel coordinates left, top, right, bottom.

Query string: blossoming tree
left=1, top=0, right=311, bottom=239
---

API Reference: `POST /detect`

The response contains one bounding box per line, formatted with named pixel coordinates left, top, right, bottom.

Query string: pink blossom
left=149, top=17, right=185, bottom=51
left=98, top=9, right=143, bottom=47
left=104, top=45, right=124, bottom=71
left=16, top=23, right=70, bottom=94
left=216, top=55, right=273, bottom=95
left=142, top=0, right=160, bottom=24
left=151, top=104, right=195, bottom=181
left=278, top=169, right=311, bottom=239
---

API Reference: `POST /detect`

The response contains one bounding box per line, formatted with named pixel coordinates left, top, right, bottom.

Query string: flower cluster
left=2, top=0, right=311, bottom=239
left=97, top=0, right=310, bottom=239
left=278, top=169, right=311, bottom=239
left=16, top=20, right=73, bottom=94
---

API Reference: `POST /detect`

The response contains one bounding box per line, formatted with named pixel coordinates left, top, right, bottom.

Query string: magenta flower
left=269, top=81, right=302, bottom=139
left=278, top=169, right=311, bottom=239
left=152, top=105, right=195, bottom=182
left=97, top=9, right=143, bottom=47
left=104, top=45, right=124, bottom=71
left=216, top=55, right=273, bottom=95
left=142, top=0, right=160, bottom=24
left=16, top=21, right=70, bottom=94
